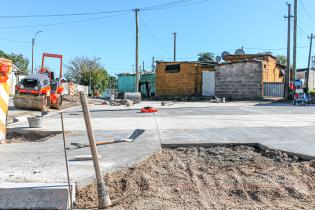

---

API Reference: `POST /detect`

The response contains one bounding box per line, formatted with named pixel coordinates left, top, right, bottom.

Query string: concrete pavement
left=1, top=101, right=315, bottom=187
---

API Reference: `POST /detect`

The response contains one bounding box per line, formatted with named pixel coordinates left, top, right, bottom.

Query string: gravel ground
left=76, top=146, right=315, bottom=209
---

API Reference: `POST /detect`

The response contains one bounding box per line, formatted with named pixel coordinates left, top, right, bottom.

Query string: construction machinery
left=14, top=53, right=64, bottom=111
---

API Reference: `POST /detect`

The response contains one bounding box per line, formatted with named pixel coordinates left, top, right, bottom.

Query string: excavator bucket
left=13, top=95, right=48, bottom=111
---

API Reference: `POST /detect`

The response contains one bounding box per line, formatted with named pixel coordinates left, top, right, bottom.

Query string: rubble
left=209, top=96, right=226, bottom=103
left=102, top=99, right=138, bottom=107
left=161, top=101, right=174, bottom=106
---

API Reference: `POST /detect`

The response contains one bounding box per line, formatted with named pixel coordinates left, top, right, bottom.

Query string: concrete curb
left=161, top=143, right=315, bottom=161
left=0, top=182, right=75, bottom=209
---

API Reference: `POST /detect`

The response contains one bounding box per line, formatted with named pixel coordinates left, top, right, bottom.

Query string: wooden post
left=79, top=91, right=111, bottom=208
left=134, top=8, right=140, bottom=92
left=307, top=34, right=315, bottom=90
left=60, top=112, right=73, bottom=210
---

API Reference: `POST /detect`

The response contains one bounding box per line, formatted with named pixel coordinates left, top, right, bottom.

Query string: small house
left=117, top=72, right=156, bottom=97
left=215, top=54, right=286, bottom=99
left=156, top=61, right=216, bottom=97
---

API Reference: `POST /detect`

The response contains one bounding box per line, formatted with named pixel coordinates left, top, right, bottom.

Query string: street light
left=31, top=30, right=43, bottom=74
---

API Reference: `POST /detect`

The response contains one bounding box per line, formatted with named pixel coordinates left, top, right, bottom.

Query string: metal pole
left=152, top=56, right=155, bottom=71
left=307, top=34, right=314, bottom=90
left=31, top=30, right=43, bottom=74
left=32, top=38, right=34, bottom=74
left=284, top=3, right=292, bottom=98
left=79, top=92, right=112, bottom=208
left=134, top=8, right=140, bottom=92
left=60, top=113, right=73, bottom=210
left=293, top=0, right=297, bottom=81
left=173, top=32, right=177, bottom=62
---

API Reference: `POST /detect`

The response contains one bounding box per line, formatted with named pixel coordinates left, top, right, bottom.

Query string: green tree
left=0, top=50, right=29, bottom=74
left=65, top=56, right=109, bottom=93
left=197, top=52, right=215, bottom=63
left=108, top=76, right=117, bottom=89
left=276, top=55, right=287, bottom=66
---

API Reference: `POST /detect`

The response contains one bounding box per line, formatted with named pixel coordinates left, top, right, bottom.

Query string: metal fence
left=263, top=82, right=284, bottom=97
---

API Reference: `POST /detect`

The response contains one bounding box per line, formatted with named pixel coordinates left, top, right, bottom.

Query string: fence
left=263, top=82, right=284, bottom=97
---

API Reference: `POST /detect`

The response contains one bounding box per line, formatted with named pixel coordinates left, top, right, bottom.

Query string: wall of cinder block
left=156, top=62, right=213, bottom=96
left=215, top=61, right=263, bottom=99
left=296, top=70, right=315, bottom=90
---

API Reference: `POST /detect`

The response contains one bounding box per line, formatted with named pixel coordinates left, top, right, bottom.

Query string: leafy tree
left=197, top=52, right=215, bottom=63
left=0, top=50, right=29, bottom=74
left=108, top=76, right=117, bottom=89
left=65, top=57, right=109, bottom=93
left=276, top=55, right=287, bottom=66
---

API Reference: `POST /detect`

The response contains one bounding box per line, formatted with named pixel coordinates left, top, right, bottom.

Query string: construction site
left=1, top=0, right=315, bottom=209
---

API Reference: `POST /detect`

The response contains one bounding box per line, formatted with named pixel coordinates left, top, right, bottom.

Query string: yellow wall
left=156, top=62, right=213, bottom=96
left=262, top=56, right=284, bottom=83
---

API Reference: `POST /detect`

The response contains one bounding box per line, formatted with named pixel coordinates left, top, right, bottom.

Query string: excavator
left=13, top=53, right=64, bottom=111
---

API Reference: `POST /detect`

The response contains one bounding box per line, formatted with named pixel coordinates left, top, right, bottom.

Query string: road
left=1, top=101, right=315, bottom=186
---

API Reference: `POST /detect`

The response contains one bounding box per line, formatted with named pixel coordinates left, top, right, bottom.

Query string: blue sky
left=1, top=0, right=315, bottom=76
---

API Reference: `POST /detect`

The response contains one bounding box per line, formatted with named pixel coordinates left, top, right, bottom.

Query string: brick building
left=156, top=61, right=215, bottom=97
left=216, top=54, right=286, bottom=99
left=155, top=54, right=286, bottom=99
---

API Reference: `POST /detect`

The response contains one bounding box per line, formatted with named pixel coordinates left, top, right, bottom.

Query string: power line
left=0, top=12, right=130, bottom=29
left=0, top=0, right=212, bottom=29
left=142, top=0, right=212, bottom=12
left=299, top=0, right=315, bottom=23
left=0, top=9, right=131, bottom=19
left=141, top=0, right=192, bottom=11
left=0, top=36, right=30, bottom=44
left=244, top=45, right=314, bottom=51
left=0, top=0, right=198, bottom=19
left=139, top=15, right=170, bottom=57
left=297, top=24, right=308, bottom=37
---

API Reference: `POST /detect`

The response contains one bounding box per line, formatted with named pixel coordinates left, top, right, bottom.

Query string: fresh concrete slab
left=0, top=182, right=75, bottom=209
left=2, top=101, right=315, bottom=188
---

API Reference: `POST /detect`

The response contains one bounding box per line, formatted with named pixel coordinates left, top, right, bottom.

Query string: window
left=165, top=64, right=180, bottom=73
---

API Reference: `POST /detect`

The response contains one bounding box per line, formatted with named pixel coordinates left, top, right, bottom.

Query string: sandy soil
left=4, top=132, right=61, bottom=143
left=76, top=146, right=315, bottom=210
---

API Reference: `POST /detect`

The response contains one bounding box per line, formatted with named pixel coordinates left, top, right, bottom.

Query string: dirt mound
left=76, top=146, right=315, bottom=209
left=5, top=132, right=61, bottom=143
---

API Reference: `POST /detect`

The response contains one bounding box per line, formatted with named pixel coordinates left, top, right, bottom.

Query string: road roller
left=13, top=53, right=64, bottom=111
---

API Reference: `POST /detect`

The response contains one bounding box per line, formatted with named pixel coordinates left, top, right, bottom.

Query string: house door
left=202, top=71, right=215, bottom=96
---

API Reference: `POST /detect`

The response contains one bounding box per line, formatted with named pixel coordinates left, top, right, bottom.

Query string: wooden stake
left=79, top=92, right=112, bottom=208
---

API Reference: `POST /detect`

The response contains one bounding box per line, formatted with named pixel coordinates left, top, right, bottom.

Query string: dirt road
left=77, top=146, right=315, bottom=209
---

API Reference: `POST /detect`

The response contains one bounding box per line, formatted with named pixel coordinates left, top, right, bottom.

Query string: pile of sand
left=76, top=146, right=315, bottom=209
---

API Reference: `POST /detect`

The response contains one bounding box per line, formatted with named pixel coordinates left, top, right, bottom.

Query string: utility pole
left=134, top=8, right=140, bottom=92
left=173, top=32, right=177, bottom=62
left=143, top=61, right=145, bottom=72
left=306, top=34, right=315, bottom=90
left=152, top=56, right=155, bottom=71
left=293, top=0, right=298, bottom=81
left=284, top=3, right=294, bottom=98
